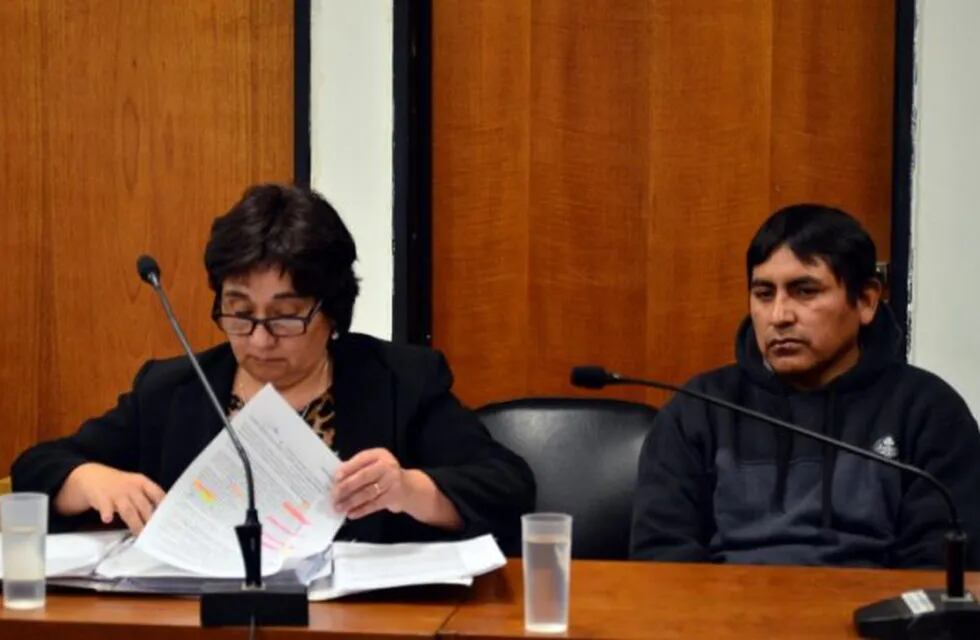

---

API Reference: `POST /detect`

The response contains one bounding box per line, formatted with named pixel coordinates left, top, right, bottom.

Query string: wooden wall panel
left=0, top=1, right=44, bottom=474
left=432, top=0, right=894, bottom=409
left=528, top=0, right=653, bottom=403
left=432, top=2, right=532, bottom=400
left=770, top=0, right=894, bottom=256
left=0, top=1, right=293, bottom=473
left=645, top=0, right=773, bottom=400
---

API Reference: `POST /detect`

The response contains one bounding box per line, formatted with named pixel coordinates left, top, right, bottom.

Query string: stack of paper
left=310, top=534, right=505, bottom=600
left=0, top=532, right=505, bottom=599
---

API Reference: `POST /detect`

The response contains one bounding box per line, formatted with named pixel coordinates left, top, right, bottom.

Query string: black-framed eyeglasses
left=212, top=300, right=323, bottom=337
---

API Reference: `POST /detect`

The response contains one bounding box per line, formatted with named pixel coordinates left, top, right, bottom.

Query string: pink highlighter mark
left=268, top=515, right=297, bottom=537
left=263, top=531, right=285, bottom=548
left=283, top=501, right=311, bottom=526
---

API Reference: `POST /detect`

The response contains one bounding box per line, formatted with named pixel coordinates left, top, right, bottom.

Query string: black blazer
left=12, top=333, right=535, bottom=549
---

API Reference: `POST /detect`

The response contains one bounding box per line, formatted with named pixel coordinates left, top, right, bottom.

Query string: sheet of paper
left=0, top=530, right=128, bottom=579
left=136, top=384, right=345, bottom=577
left=308, top=534, right=505, bottom=600
left=96, top=536, right=205, bottom=579
left=308, top=573, right=472, bottom=602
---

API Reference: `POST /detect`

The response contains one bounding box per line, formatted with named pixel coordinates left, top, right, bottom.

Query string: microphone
left=137, top=255, right=307, bottom=627
left=569, top=365, right=610, bottom=389
left=572, top=365, right=980, bottom=639
left=136, top=255, right=161, bottom=287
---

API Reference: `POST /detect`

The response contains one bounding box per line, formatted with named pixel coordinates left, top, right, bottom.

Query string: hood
left=734, top=303, right=904, bottom=393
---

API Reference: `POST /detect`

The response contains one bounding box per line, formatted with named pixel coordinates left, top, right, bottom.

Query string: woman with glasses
left=11, top=184, right=535, bottom=549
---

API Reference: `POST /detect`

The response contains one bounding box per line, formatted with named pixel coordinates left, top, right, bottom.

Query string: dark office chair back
left=477, top=397, right=657, bottom=559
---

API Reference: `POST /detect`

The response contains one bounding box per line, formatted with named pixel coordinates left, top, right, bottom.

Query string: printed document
left=135, top=384, right=344, bottom=577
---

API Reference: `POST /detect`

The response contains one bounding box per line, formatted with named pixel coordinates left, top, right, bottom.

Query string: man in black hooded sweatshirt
left=630, top=204, right=980, bottom=568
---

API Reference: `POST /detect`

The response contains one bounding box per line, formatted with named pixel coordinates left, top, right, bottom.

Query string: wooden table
left=2, top=561, right=977, bottom=638
left=441, top=559, right=980, bottom=639
left=0, top=588, right=463, bottom=639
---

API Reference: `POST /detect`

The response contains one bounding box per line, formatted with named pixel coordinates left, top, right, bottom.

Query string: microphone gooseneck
left=136, top=255, right=260, bottom=580
left=136, top=256, right=308, bottom=626
left=572, top=364, right=979, bottom=639
left=136, top=255, right=257, bottom=515
left=570, top=365, right=962, bottom=533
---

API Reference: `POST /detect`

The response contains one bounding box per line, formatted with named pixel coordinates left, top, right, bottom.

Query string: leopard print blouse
left=228, top=387, right=337, bottom=449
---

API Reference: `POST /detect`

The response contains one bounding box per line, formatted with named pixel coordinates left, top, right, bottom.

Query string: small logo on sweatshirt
left=872, top=435, right=899, bottom=459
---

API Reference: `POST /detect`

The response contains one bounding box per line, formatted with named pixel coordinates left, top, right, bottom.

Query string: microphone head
left=570, top=365, right=612, bottom=389
left=136, top=254, right=161, bottom=285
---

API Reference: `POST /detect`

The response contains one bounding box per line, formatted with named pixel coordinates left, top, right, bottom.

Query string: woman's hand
left=332, top=448, right=410, bottom=518
left=55, top=462, right=166, bottom=534
left=332, top=448, right=463, bottom=530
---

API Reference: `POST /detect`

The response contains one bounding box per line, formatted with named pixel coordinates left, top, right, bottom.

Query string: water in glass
left=523, top=533, right=570, bottom=633
left=3, top=525, right=45, bottom=609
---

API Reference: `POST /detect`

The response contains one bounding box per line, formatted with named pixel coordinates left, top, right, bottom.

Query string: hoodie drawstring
left=771, top=390, right=793, bottom=512
left=820, top=389, right=840, bottom=529
left=769, top=388, right=841, bottom=526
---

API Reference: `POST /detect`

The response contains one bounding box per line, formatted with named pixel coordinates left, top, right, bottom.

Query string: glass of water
left=1, top=492, right=48, bottom=609
left=522, top=512, right=572, bottom=633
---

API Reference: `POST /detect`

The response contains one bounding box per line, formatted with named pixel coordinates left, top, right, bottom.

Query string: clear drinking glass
left=1, top=492, right=49, bottom=609
left=522, top=512, right=572, bottom=633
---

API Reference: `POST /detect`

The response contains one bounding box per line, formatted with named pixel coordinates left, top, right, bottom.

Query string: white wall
left=908, top=0, right=980, bottom=417
left=310, top=1, right=394, bottom=339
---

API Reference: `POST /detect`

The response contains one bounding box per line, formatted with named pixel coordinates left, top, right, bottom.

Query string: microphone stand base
left=200, top=582, right=309, bottom=627
left=855, top=588, right=980, bottom=639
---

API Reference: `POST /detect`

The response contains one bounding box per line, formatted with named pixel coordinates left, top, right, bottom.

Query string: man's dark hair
left=746, top=204, right=877, bottom=304
left=204, top=183, right=359, bottom=334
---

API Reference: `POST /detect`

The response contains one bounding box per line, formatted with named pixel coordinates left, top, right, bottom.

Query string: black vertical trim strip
left=890, top=0, right=915, bottom=357
left=294, top=0, right=312, bottom=186
left=392, top=0, right=432, bottom=345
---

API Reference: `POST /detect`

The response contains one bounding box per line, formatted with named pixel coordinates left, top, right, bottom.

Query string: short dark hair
left=746, top=204, right=877, bottom=303
left=204, top=183, right=359, bottom=334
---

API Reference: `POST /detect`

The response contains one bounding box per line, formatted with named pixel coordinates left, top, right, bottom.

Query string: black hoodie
left=630, top=306, right=980, bottom=568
